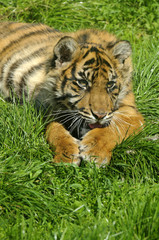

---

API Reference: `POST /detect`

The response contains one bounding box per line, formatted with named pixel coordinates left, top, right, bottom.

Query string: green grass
left=0, top=0, right=159, bottom=239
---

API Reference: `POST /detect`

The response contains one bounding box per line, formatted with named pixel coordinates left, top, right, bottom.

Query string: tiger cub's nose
left=91, top=110, right=108, bottom=120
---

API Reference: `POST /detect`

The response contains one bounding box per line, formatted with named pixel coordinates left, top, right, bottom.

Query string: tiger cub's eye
left=77, top=79, right=88, bottom=89
left=107, top=81, right=116, bottom=90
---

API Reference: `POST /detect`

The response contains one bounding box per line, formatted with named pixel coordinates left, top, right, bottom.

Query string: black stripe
left=90, top=46, right=100, bottom=52
left=1, top=34, right=58, bottom=81
left=68, top=94, right=80, bottom=98
left=111, top=95, right=117, bottom=100
left=61, top=66, right=79, bottom=93
left=6, top=75, right=13, bottom=89
left=83, top=66, right=91, bottom=71
left=86, top=86, right=91, bottom=92
left=78, top=71, right=85, bottom=78
left=82, top=45, right=107, bottom=59
left=55, top=93, right=80, bottom=101
left=83, top=50, right=90, bottom=59
left=82, top=110, right=90, bottom=115
left=67, top=95, right=84, bottom=107
left=101, top=68, right=107, bottom=73
left=18, top=78, right=27, bottom=97
left=73, top=98, right=82, bottom=105
left=94, top=67, right=99, bottom=71
left=2, top=23, right=32, bottom=39
left=112, top=72, right=118, bottom=80
left=71, top=64, right=76, bottom=78
left=71, top=86, right=79, bottom=93
left=18, top=63, right=45, bottom=97
left=72, top=80, right=81, bottom=87
left=113, top=85, right=118, bottom=90
left=0, top=29, right=55, bottom=56
left=118, top=83, right=121, bottom=92
left=92, top=71, right=98, bottom=81
left=107, top=41, right=118, bottom=49
left=78, top=33, right=90, bottom=43
left=5, top=47, right=47, bottom=89
left=61, top=76, right=68, bottom=93
left=78, top=107, right=85, bottom=111
left=84, top=58, right=95, bottom=66
left=97, top=54, right=102, bottom=66
left=81, top=45, right=89, bottom=49
left=6, top=62, right=45, bottom=96
left=22, top=62, right=45, bottom=78
left=3, top=23, right=57, bottom=39
left=102, top=59, right=112, bottom=68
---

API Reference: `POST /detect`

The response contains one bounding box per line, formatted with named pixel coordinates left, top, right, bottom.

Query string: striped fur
left=0, top=22, right=144, bottom=165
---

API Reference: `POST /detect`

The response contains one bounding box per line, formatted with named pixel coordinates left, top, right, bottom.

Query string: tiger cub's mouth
left=77, top=120, right=110, bottom=139
left=88, top=123, right=107, bottom=129
left=88, top=117, right=111, bottom=129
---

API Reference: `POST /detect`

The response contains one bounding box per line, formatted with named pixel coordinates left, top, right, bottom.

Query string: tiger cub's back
left=0, top=22, right=119, bottom=104
left=0, top=22, right=63, bottom=99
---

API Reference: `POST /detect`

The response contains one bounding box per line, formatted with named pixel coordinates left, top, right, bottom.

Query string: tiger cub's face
left=47, top=37, right=132, bottom=138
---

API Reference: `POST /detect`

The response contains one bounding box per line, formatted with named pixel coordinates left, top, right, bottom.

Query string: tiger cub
left=0, top=22, right=144, bottom=166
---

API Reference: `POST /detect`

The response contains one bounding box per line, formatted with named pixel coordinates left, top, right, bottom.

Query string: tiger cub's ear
left=111, top=40, right=132, bottom=64
left=53, top=36, right=79, bottom=68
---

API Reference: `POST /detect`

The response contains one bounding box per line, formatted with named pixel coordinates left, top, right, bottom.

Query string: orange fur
left=46, top=122, right=80, bottom=165
left=0, top=22, right=144, bottom=166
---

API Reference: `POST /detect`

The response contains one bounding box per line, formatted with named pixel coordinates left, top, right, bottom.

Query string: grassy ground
left=0, top=0, right=159, bottom=239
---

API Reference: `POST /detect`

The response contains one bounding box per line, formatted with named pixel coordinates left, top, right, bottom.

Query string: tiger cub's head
left=46, top=34, right=133, bottom=138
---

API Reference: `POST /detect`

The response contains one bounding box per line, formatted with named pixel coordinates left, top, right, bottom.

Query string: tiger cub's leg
left=80, top=108, right=144, bottom=166
left=46, top=122, right=80, bottom=166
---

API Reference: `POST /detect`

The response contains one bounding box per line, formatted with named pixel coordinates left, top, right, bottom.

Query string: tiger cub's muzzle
left=87, top=110, right=113, bottom=129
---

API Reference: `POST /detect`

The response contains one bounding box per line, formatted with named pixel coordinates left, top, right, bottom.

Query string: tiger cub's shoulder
left=0, top=21, right=60, bottom=36
left=0, top=22, right=64, bottom=98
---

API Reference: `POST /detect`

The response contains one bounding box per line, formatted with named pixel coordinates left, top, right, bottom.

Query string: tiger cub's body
left=0, top=22, right=144, bottom=166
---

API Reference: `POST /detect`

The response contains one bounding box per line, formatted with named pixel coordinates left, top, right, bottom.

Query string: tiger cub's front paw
left=79, top=129, right=113, bottom=166
left=46, top=122, right=81, bottom=166
left=53, top=137, right=80, bottom=166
